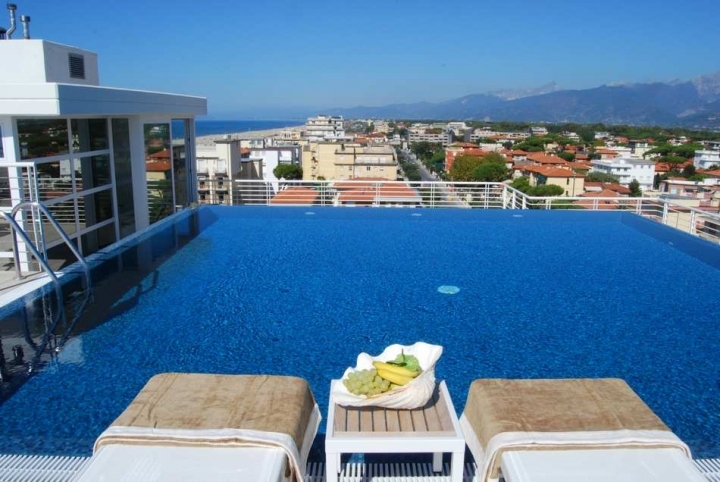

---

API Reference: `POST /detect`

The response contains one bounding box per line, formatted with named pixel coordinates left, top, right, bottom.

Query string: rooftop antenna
left=19, top=12, right=28, bottom=39
left=6, top=3, right=16, bottom=39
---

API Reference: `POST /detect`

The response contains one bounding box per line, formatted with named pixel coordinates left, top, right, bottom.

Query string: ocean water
left=172, top=119, right=304, bottom=139
left=0, top=207, right=718, bottom=459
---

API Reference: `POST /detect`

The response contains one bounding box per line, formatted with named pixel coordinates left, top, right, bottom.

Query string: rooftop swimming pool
left=0, top=206, right=718, bottom=459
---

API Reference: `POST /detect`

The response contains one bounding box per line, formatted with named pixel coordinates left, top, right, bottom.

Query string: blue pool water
left=0, top=207, right=718, bottom=458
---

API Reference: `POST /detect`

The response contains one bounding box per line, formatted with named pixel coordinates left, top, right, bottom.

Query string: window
left=112, top=119, right=135, bottom=239
left=71, top=119, right=108, bottom=152
left=17, top=119, right=70, bottom=159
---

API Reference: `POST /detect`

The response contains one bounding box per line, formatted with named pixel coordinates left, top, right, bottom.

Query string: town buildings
left=302, top=142, right=398, bottom=181
left=195, top=137, right=243, bottom=205
left=590, top=157, right=656, bottom=190
left=694, top=149, right=720, bottom=170
left=304, top=115, right=346, bottom=141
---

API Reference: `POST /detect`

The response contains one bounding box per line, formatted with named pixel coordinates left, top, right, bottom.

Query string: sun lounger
left=72, top=373, right=321, bottom=482
left=459, top=378, right=706, bottom=482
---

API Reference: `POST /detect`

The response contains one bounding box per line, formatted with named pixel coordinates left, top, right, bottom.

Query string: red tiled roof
left=146, top=161, right=171, bottom=172
left=521, top=165, right=577, bottom=178
left=584, top=182, right=631, bottom=195
left=270, top=187, right=319, bottom=205
left=338, top=184, right=419, bottom=203
left=526, top=153, right=568, bottom=165
left=585, top=189, right=623, bottom=198
left=574, top=191, right=620, bottom=209
left=147, top=149, right=170, bottom=161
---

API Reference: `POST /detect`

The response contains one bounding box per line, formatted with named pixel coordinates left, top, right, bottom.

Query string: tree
left=663, top=154, right=687, bottom=165
left=527, top=184, right=565, bottom=196
left=273, top=164, right=303, bottom=180
left=586, top=172, right=620, bottom=183
left=672, top=143, right=702, bottom=159
left=513, top=137, right=545, bottom=152
left=578, top=128, right=596, bottom=143
left=510, top=176, right=531, bottom=192
left=557, top=151, right=576, bottom=162
left=449, top=154, right=483, bottom=181
left=426, top=150, right=445, bottom=172
left=410, top=141, right=438, bottom=161
left=682, top=165, right=696, bottom=178
left=628, top=179, right=642, bottom=197
left=472, top=157, right=510, bottom=182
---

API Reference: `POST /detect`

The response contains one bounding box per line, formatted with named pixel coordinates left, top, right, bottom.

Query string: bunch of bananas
left=343, top=351, right=423, bottom=396
left=372, top=360, right=421, bottom=386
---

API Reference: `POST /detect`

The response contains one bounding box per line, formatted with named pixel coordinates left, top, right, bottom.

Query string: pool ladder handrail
left=0, top=201, right=93, bottom=358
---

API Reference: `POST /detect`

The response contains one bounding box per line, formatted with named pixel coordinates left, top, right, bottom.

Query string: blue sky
left=15, top=0, right=720, bottom=118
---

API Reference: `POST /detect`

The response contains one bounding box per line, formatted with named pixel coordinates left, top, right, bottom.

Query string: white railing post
left=690, top=211, right=697, bottom=235
left=662, top=201, right=669, bottom=225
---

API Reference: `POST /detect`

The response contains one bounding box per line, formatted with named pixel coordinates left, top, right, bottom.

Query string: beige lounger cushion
left=462, top=378, right=691, bottom=481
left=95, top=373, right=318, bottom=481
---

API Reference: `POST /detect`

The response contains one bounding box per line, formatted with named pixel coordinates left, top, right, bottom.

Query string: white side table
left=325, top=380, right=465, bottom=482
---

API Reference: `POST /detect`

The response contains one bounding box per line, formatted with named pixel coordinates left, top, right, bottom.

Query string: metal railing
left=0, top=202, right=93, bottom=358
left=190, top=179, right=720, bottom=244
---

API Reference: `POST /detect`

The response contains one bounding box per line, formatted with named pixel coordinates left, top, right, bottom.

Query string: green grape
left=344, top=368, right=393, bottom=396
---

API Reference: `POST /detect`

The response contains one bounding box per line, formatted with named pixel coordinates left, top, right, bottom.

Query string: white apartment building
left=196, top=138, right=243, bottom=205
left=0, top=37, right=206, bottom=268
left=446, top=122, right=468, bottom=136
left=304, top=115, right=345, bottom=141
left=694, top=150, right=720, bottom=170
left=590, top=157, right=655, bottom=190
left=628, top=140, right=652, bottom=158
left=561, top=131, right=581, bottom=142
left=469, top=129, right=529, bottom=143
left=529, top=126, right=548, bottom=136
left=408, top=129, right=450, bottom=146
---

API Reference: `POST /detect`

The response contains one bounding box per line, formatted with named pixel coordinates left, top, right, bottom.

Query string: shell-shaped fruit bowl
left=331, top=341, right=443, bottom=409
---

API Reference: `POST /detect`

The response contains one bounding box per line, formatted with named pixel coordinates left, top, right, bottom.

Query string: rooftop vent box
left=0, top=39, right=99, bottom=85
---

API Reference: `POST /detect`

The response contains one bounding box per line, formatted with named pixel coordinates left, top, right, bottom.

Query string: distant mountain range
left=324, top=73, right=720, bottom=129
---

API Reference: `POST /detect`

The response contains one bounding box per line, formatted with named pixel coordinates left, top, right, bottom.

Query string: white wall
left=0, top=40, right=99, bottom=85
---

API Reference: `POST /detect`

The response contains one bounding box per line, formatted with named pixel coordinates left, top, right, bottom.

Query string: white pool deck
left=0, top=456, right=718, bottom=481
